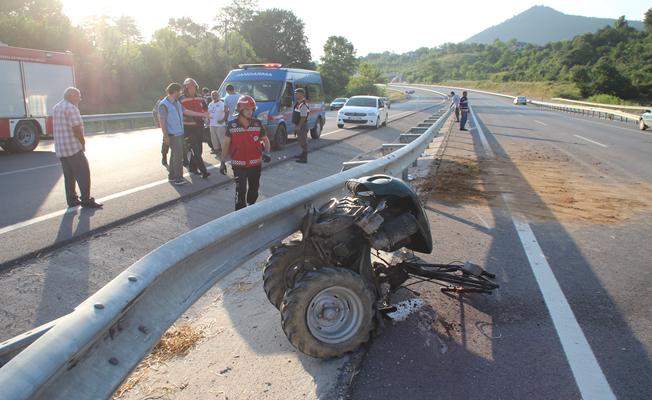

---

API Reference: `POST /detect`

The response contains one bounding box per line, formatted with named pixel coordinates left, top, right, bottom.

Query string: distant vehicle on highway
left=639, top=109, right=652, bottom=130
left=404, top=89, right=415, bottom=94
left=329, top=98, right=348, bottom=111
left=337, top=96, right=389, bottom=129
left=382, top=97, right=391, bottom=109
left=0, top=45, right=75, bottom=153
left=514, top=96, right=528, bottom=105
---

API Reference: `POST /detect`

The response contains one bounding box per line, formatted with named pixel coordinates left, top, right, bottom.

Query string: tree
left=319, top=36, right=357, bottom=97
left=590, top=59, right=637, bottom=98
left=345, top=62, right=385, bottom=97
left=645, top=8, right=652, bottom=32
left=242, top=9, right=313, bottom=68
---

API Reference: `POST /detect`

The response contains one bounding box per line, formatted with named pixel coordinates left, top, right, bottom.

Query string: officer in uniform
left=292, top=88, right=310, bottom=164
left=220, top=95, right=272, bottom=210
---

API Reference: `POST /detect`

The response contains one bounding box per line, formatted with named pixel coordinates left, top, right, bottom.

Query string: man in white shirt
left=450, top=91, right=461, bottom=122
left=208, top=90, right=229, bottom=157
left=224, top=84, right=241, bottom=121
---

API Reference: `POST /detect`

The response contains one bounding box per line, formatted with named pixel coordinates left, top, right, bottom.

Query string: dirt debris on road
left=420, top=129, right=652, bottom=225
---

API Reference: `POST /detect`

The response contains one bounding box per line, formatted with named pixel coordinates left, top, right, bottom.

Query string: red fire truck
left=0, top=44, right=75, bottom=153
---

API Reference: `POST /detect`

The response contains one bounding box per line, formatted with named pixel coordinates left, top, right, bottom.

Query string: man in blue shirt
left=158, top=83, right=209, bottom=185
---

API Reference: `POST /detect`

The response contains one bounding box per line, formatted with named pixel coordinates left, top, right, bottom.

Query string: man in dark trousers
left=293, top=87, right=310, bottom=163
left=220, top=95, right=272, bottom=210
left=459, top=91, right=469, bottom=130
left=53, top=87, right=103, bottom=208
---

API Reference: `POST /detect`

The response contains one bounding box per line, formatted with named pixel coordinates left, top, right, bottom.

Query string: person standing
left=159, top=82, right=210, bottom=186
left=220, top=95, right=272, bottom=210
left=153, top=97, right=169, bottom=166
left=450, top=91, right=461, bottom=122
left=224, top=84, right=241, bottom=122
left=53, top=87, right=103, bottom=209
left=292, top=87, right=310, bottom=164
left=180, top=77, right=210, bottom=179
left=208, top=90, right=229, bottom=157
left=459, top=91, right=469, bottom=130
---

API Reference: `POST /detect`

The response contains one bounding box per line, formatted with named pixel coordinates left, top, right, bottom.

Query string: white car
left=337, top=96, right=389, bottom=129
left=514, top=96, right=527, bottom=105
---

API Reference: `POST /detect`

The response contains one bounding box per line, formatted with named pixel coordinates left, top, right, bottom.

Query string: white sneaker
left=174, top=179, right=189, bottom=186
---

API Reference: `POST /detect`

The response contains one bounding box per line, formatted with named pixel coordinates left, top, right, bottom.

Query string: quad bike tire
left=263, top=241, right=323, bottom=309
left=280, top=267, right=376, bottom=359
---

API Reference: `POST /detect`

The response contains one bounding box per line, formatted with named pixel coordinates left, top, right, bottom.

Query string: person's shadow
left=34, top=207, right=97, bottom=325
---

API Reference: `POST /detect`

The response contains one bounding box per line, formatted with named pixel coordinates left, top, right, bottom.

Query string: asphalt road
left=349, top=86, right=652, bottom=399
left=0, top=97, right=438, bottom=267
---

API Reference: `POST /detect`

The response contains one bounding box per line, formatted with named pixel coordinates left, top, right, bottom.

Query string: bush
left=586, top=94, right=626, bottom=105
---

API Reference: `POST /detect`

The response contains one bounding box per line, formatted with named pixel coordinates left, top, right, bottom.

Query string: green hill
left=466, top=5, right=644, bottom=45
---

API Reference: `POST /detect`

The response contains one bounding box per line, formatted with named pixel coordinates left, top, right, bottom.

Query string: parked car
left=639, top=109, right=652, bottom=130
left=329, top=98, right=348, bottom=111
left=514, top=96, right=527, bottom=105
left=382, top=97, right=391, bottom=109
left=337, top=96, right=389, bottom=129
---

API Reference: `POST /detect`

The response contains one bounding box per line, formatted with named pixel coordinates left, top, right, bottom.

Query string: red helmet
left=235, top=95, right=256, bottom=115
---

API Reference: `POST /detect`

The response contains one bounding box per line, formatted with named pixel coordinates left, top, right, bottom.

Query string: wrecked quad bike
left=263, top=174, right=498, bottom=359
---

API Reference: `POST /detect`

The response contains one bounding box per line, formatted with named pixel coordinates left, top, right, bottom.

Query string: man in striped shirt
left=53, top=87, right=102, bottom=209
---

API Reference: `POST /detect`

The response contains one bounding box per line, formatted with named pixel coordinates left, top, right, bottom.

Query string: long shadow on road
left=349, top=114, right=652, bottom=399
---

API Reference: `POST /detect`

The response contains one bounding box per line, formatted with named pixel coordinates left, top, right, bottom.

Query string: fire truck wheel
left=7, top=121, right=40, bottom=153
left=281, top=267, right=375, bottom=359
left=263, top=241, right=323, bottom=309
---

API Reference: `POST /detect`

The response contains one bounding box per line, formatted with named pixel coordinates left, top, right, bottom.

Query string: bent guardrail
left=0, top=105, right=450, bottom=399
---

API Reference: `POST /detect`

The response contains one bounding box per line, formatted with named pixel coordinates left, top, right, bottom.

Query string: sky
left=60, top=0, right=650, bottom=60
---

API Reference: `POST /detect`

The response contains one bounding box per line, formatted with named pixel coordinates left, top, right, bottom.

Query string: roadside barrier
left=0, top=103, right=451, bottom=400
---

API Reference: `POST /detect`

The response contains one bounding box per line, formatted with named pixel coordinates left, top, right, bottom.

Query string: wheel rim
left=307, top=285, right=364, bottom=344
left=315, top=120, right=322, bottom=137
left=16, top=124, right=36, bottom=146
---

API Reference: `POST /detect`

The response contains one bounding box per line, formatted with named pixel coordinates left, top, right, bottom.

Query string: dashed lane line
left=573, top=134, right=608, bottom=148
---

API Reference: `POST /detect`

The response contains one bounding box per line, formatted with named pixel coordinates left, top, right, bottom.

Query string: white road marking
left=573, top=134, right=608, bottom=148
left=469, top=106, right=495, bottom=158
left=472, top=113, right=616, bottom=400
left=534, top=120, right=548, bottom=126
left=511, top=215, right=616, bottom=400
left=0, top=163, right=60, bottom=177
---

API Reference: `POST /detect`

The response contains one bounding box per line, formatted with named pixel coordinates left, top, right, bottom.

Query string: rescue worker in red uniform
left=220, top=95, right=272, bottom=210
left=180, top=77, right=210, bottom=178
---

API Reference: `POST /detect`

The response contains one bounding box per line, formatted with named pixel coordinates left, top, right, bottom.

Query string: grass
left=437, top=80, right=582, bottom=101
left=385, top=87, right=408, bottom=102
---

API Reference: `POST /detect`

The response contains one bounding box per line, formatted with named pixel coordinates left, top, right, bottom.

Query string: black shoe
left=295, top=158, right=307, bottom=164
left=67, top=199, right=81, bottom=207
left=202, top=172, right=211, bottom=179
left=460, top=128, right=467, bottom=131
left=81, top=198, right=103, bottom=209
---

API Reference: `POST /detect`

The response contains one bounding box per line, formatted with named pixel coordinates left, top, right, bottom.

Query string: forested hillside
left=465, top=5, right=644, bottom=45
left=366, top=12, right=652, bottom=102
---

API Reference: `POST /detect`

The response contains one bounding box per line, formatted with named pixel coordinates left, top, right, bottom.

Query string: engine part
left=370, top=212, right=419, bottom=251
